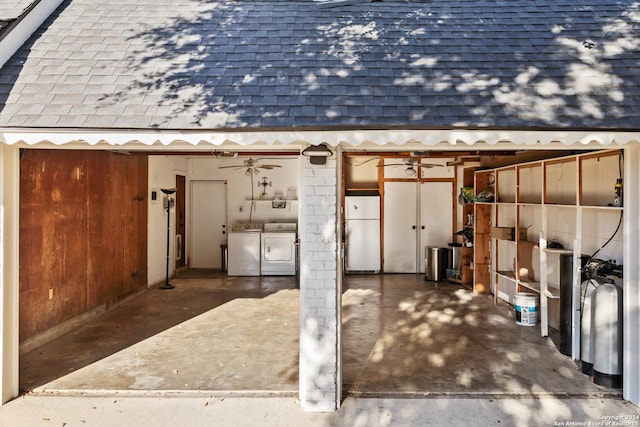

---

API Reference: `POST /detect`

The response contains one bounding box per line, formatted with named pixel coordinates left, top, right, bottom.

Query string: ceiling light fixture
left=404, top=166, right=417, bottom=177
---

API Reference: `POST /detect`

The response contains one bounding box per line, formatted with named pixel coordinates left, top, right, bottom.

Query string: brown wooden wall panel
left=19, top=150, right=148, bottom=342
left=86, top=153, right=126, bottom=307
left=123, top=154, right=149, bottom=292
left=20, top=150, right=89, bottom=339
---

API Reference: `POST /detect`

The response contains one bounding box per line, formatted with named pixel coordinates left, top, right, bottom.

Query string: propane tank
left=592, top=280, right=623, bottom=388
left=580, top=279, right=597, bottom=375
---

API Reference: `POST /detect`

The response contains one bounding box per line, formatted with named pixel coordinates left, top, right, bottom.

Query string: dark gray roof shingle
left=0, top=0, right=639, bottom=130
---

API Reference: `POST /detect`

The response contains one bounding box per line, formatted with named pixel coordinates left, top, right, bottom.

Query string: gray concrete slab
left=14, top=271, right=637, bottom=426
left=20, top=272, right=299, bottom=393
left=342, top=275, right=617, bottom=398
left=1, top=395, right=639, bottom=427
left=20, top=273, right=622, bottom=399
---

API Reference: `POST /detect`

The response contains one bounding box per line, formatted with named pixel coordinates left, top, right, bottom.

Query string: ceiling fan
left=377, top=157, right=444, bottom=176
left=218, top=157, right=282, bottom=175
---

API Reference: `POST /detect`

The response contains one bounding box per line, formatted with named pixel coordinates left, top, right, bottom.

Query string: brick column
left=298, top=154, right=340, bottom=411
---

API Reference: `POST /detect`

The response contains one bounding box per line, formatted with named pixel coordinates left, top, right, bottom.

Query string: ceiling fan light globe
left=404, top=167, right=416, bottom=177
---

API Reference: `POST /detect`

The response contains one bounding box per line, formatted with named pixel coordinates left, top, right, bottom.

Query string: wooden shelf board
left=493, top=238, right=517, bottom=243
left=496, top=270, right=516, bottom=281
left=579, top=205, right=624, bottom=211
left=542, top=248, right=573, bottom=254
left=518, top=280, right=541, bottom=294
left=248, top=199, right=298, bottom=202
left=518, top=202, right=542, bottom=206
left=543, top=203, right=577, bottom=208
left=546, top=286, right=560, bottom=299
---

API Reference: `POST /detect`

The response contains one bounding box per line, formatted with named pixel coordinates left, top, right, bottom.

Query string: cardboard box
left=491, top=227, right=527, bottom=241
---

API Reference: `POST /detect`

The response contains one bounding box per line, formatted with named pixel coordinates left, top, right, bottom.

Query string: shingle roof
left=0, top=0, right=639, bottom=130
left=0, top=0, right=33, bottom=35
left=0, top=0, right=33, bottom=20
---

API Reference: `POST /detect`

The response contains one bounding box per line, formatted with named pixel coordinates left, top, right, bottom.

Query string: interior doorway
left=191, top=180, right=227, bottom=269
left=175, top=175, right=186, bottom=269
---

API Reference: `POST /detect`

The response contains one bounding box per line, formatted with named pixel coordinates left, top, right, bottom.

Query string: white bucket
left=514, top=292, right=538, bottom=326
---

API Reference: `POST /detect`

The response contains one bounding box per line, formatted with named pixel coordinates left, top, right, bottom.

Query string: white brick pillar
left=298, top=151, right=341, bottom=411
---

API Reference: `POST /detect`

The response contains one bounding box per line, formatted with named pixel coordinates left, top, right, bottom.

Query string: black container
left=558, top=254, right=589, bottom=356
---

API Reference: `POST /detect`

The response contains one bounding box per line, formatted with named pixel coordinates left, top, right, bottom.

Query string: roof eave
left=2, top=126, right=639, bottom=151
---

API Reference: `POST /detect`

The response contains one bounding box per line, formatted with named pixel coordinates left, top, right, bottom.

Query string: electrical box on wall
left=151, top=189, right=159, bottom=204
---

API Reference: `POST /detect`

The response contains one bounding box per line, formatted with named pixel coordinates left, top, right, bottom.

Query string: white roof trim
left=1, top=129, right=638, bottom=150
left=0, top=0, right=66, bottom=69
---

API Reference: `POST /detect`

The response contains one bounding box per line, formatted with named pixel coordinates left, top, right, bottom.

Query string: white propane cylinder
left=580, top=279, right=597, bottom=375
left=592, top=281, right=623, bottom=388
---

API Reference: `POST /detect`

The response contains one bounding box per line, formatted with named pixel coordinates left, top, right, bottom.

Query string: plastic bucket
left=514, top=292, right=538, bottom=326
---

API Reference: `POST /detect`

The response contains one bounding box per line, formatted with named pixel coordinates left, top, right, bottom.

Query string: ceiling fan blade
left=218, top=165, right=244, bottom=169
left=419, top=163, right=445, bottom=168
left=259, top=164, right=282, bottom=169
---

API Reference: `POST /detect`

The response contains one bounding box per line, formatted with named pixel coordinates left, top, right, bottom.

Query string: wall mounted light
left=301, top=143, right=333, bottom=165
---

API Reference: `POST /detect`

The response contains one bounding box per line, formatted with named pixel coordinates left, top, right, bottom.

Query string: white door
left=191, top=180, right=227, bottom=268
left=384, top=181, right=454, bottom=273
left=383, top=182, right=418, bottom=272
left=418, top=181, right=454, bottom=273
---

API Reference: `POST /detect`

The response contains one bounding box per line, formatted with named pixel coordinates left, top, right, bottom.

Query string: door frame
left=175, top=174, right=186, bottom=269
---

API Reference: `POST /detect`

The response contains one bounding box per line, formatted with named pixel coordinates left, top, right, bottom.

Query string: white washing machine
left=227, top=223, right=263, bottom=276
left=261, top=223, right=297, bottom=276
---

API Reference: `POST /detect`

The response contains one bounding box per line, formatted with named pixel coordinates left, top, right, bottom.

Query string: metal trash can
left=448, top=242, right=462, bottom=270
left=425, top=247, right=448, bottom=282
left=220, top=244, right=228, bottom=272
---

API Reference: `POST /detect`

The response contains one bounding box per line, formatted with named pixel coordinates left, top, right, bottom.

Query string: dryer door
left=261, top=233, right=296, bottom=275
left=263, top=235, right=294, bottom=261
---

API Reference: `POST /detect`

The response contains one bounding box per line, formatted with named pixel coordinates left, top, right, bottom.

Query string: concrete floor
left=20, top=271, right=619, bottom=399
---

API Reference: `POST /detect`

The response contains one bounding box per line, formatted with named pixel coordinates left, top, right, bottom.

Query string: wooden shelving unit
left=473, top=149, right=624, bottom=338
left=472, top=170, right=493, bottom=294
left=448, top=167, right=476, bottom=288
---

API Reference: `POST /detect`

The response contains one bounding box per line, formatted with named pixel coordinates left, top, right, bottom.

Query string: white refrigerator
left=345, top=196, right=381, bottom=272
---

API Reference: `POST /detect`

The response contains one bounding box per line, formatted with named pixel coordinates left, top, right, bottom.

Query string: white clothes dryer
left=260, top=223, right=297, bottom=276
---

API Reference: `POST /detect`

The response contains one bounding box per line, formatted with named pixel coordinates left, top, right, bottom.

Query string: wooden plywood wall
left=19, top=150, right=148, bottom=342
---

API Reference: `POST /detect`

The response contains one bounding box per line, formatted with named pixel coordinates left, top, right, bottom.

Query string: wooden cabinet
left=474, top=149, right=624, bottom=338
left=383, top=180, right=454, bottom=273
